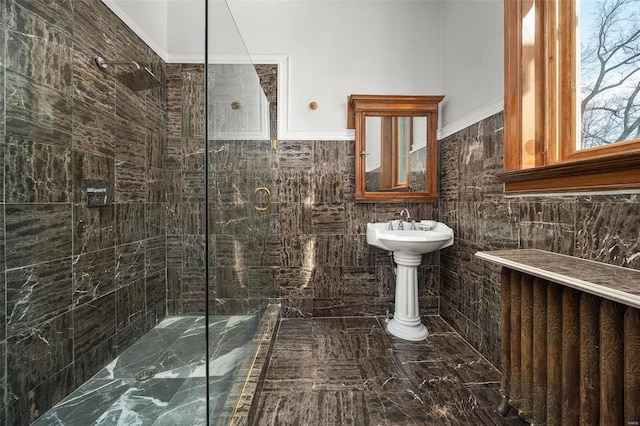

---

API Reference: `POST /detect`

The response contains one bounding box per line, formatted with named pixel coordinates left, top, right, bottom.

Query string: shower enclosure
left=0, top=0, right=276, bottom=424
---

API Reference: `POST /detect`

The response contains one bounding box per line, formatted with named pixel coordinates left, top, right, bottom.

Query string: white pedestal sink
left=367, top=221, right=454, bottom=341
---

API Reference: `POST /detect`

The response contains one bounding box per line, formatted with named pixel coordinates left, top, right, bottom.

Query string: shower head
left=115, top=66, right=162, bottom=92
left=94, top=56, right=161, bottom=92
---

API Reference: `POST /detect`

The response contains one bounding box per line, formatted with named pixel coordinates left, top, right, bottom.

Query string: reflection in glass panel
left=365, top=116, right=382, bottom=181
left=410, top=117, right=427, bottom=192
left=396, top=117, right=410, bottom=186
left=364, top=116, right=428, bottom=193
left=208, top=64, right=270, bottom=140
left=579, top=0, right=640, bottom=149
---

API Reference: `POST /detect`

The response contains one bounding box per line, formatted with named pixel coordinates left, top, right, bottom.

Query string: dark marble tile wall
left=254, top=64, right=277, bottom=105
left=165, top=62, right=439, bottom=320
left=209, top=135, right=276, bottom=314
left=0, top=8, right=6, bottom=426
left=274, top=140, right=440, bottom=318
left=166, top=57, right=443, bottom=323
left=438, top=111, right=640, bottom=367
left=165, top=64, right=276, bottom=315
left=1, top=0, right=167, bottom=423
left=166, top=63, right=205, bottom=314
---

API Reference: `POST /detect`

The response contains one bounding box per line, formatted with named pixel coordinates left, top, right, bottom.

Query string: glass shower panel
left=206, top=1, right=275, bottom=423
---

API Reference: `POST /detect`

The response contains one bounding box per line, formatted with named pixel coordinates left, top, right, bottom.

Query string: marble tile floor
left=251, top=316, right=528, bottom=425
left=33, top=315, right=260, bottom=426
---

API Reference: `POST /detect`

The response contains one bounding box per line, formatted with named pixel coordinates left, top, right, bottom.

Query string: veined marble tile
left=5, top=204, right=72, bottom=269
left=4, top=141, right=72, bottom=203
left=363, top=389, right=436, bottom=425
left=73, top=294, right=116, bottom=359
left=115, top=241, right=146, bottom=288
left=6, top=260, right=72, bottom=333
left=32, top=378, right=185, bottom=426
left=146, top=204, right=167, bottom=240
left=477, top=249, right=640, bottom=309
left=5, top=70, right=72, bottom=148
left=151, top=378, right=207, bottom=426
left=275, top=170, right=313, bottom=203
left=253, top=390, right=368, bottom=425
left=146, top=272, right=165, bottom=316
left=145, top=236, right=166, bottom=274
left=208, top=344, right=252, bottom=379
left=575, top=200, right=640, bottom=269
left=254, top=316, right=526, bottom=425
left=115, top=280, right=146, bottom=331
left=275, top=141, right=314, bottom=170
left=151, top=331, right=207, bottom=378
left=181, top=171, right=206, bottom=202
left=181, top=85, right=205, bottom=139
left=37, top=314, right=265, bottom=424
left=114, top=203, right=145, bottom=246
left=156, top=316, right=202, bottom=329
left=6, top=0, right=74, bottom=40
left=152, top=317, right=257, bottom=379
left=91, top=379, right=185, bottom=425
left=73, top=204, right=115, bottom=256
left=114, top=161, right=146, bottom=202
left=73, top=248, right=115, bottom=307
left=71, top=97, right=116, bottom=158
left=182, top=137, right=206, bottom=171
left=95, top=328, right=182, bottom=379
left=156, top=375, right=241, bottom=425
left=7, top=312, right=74, bottom=404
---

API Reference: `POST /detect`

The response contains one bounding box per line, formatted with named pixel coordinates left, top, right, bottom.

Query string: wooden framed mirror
left=347, top=95, right=444, bottom=201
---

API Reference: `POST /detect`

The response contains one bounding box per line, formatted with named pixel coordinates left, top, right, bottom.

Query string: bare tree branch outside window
left=580, top=0, right=640, bottom=149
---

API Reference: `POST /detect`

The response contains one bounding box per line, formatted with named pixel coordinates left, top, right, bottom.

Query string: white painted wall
left=223, top=1, right=443, bottom=139
left=439, top=0, right=504, bottom=137
left=166, top=0, right=252, bottom=62
left=103, top=0, right=504, bottom=140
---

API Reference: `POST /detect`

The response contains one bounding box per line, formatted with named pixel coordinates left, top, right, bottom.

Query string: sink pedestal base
left=386, top=251, right=428, bottom=341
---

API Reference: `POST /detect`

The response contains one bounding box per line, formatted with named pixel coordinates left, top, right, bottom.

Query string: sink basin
left=366, top=221, right=454, bottom=254
left=366, top=220, right=454, bottom=341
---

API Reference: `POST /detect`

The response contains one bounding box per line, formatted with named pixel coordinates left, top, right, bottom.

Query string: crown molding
left=439, top=96, right=504, bottom=139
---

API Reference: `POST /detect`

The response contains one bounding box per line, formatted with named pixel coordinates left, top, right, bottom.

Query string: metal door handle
left=254, top=187, right=271, bottom=211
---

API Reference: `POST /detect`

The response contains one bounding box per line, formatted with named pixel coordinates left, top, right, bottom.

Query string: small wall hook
left=309, top=101, right=318, bottom=110
left=231, top=101, right=240, bottom=110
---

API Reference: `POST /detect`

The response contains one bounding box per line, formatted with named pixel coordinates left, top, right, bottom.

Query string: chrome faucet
left=398, top=209, right=411, bottom=230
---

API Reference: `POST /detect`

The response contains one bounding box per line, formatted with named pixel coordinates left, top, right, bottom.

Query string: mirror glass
left=364, top=116, right=428, bottom=193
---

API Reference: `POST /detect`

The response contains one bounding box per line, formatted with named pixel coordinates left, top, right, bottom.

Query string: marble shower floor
left=252, top=316, right=528, bottom=425
left=33, top=315, right=259, bottom=426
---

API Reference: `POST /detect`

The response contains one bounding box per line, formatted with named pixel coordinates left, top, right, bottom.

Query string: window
left=380, top=117, right=412, bottom=190
left=501, top=0, right=640, bottom=194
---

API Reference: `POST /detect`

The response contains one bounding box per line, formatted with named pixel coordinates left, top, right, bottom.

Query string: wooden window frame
left=501, top=0, right=640, bottom=194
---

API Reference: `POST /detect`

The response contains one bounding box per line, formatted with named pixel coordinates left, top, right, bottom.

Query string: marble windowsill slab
left=475, top=249, right=640, bottom=310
